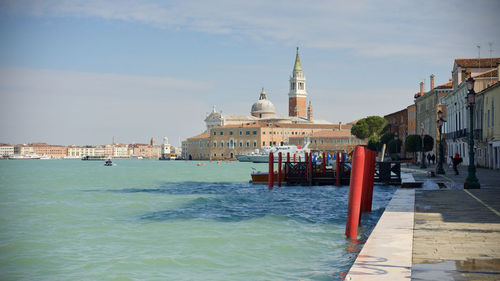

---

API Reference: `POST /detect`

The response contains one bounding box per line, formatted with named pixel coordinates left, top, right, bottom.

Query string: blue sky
left=1, top=0, right=499, bottom=146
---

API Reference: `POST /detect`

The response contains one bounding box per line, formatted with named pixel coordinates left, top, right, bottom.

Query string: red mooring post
left=268, top=152, right=274, bottom=189
left=308, top=153, right=313, bottom=186
left=322, top=152, right=326, bottom=174
left=365, top=150, right=376, bottom=212
left=336, top=152, right=341, bottom=186
left=293, top=153, right=297, bottom=163
left=286, top=152, right=290, bottom=175
left=361, top=150, right=371, bottom=213
left=346, top=146, right=366, bottom=239
left=278, top=152, right=282, bottom=187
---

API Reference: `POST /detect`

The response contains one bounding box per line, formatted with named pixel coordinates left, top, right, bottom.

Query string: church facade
left=182, top=49, right=363, bottom=160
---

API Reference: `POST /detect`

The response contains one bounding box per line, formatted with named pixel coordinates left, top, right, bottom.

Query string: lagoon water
left=0, top=160, right=396, bottom=280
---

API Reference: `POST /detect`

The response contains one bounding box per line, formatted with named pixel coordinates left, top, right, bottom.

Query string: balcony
left=445, top=129, right=467, bottom=140
left=473, top=129, right=482, bottom=140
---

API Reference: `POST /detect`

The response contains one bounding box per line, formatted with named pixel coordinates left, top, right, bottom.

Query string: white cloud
left=3, top=0, right=499, bottom=61
left=0, top=67, right=214, bottom=145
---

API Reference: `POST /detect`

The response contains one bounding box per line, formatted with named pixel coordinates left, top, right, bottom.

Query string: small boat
left=104, top=159, right=113, bottom=166
left=251, top=170, right=284, bottom=184
left=130, top=155, right=144, bottom=159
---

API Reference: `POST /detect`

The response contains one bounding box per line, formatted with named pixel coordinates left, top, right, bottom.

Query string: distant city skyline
left=1, top=0, right=499, bottom=146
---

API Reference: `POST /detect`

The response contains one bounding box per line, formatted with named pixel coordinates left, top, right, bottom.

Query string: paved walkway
left=346, top=164, right=500, bottom=281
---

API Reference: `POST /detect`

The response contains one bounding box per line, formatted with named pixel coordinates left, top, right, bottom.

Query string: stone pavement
left=406, top=164, right=500, bottom=280
left=346, top=164, right=500, bottom=281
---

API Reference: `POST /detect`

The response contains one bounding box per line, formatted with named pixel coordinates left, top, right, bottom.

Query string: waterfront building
left=13, top=145, right=35, bottom=156
left=95, top=145, right=113, bottom=158
left=407, top=104, right=416, bottom=136
left=67, top=145, right=96, bottom=158
left=414, top=75, right=453, bottom=156
left=182, top=132, right=210, bottom=160
left=183, top=48, right=357, bottom=160
left=384, top=108, right=408, bottom=156
left=475, top=66, right=500, bottom=169
left=113, top=144, right=130, bottom=158
left=0, top=144, right=14, bottom=158
left=30, top=142, right=68, bottom=158
left=442, top=59, right=499, bottom=165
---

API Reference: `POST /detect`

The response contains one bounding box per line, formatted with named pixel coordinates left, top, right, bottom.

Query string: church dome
left=251, top=88, right=276, bottom=117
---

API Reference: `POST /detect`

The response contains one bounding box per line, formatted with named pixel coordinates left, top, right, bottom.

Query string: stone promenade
left=346, top=164, right=500, bottom=281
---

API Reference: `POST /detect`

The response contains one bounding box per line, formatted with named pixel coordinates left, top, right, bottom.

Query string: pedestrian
left=427, top=153, right=431, bottom=165
left=431, top=153, right=436, bottom=165
left=451, top=153, right=462, bottom=175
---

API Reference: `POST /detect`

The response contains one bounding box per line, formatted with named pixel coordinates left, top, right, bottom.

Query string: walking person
left=431, top=153, right=436, bottom=165
left=427, top=153, right=431, bottom=166
left=451, top=153, right=462, bottom=175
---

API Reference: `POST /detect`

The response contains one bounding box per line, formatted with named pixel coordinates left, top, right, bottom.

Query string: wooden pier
left=251, top=153, right=402, bottom=186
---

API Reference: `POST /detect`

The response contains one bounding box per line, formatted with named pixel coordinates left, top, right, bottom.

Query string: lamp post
left=436, top=110, right=446, bottom=174
left=464, top=78, right=480, bottom=189
left=420, top=123, right=426, bottom=169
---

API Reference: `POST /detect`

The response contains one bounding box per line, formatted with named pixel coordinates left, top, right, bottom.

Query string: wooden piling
left=346, top=146, right=366, bottom=239
left=336, top=152, right=341, bottom=186
left=268, top=152, right=274, bottom=189
left=278, top=152, right=282, bottom=187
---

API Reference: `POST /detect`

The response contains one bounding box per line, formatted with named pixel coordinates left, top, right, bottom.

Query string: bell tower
left=288, top=47, right=307, bottom=118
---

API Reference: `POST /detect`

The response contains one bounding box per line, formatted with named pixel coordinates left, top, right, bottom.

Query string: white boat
left=40, top=155, right=51, bottom=160
left=130, top=155, right=144, bottom=159
left=237, top=142, right=311, bottom=163
left=8, top=154, right=41, bottom=160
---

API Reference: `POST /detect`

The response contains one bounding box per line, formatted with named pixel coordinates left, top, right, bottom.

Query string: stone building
left=384, top=108, right=408, bottom=157
left=414, top=75, right=452, bottom=156
left=475, top=67, right=500, bottom=169
left=443, top=60, right=499, bottom=165
left=29, top=142, right=68, bottom=158
left=183, top=48, right=357, bottom=160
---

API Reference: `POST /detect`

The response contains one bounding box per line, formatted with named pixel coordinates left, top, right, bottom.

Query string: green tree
left=351, top=116, right=387, bottom=139
left=380, top=132, right=396, bottom=145
left=405, top=135, right=421, bottom=153
left=387, top=139, right=402, bottom=154
left=423, top=135, right=434, bottom=152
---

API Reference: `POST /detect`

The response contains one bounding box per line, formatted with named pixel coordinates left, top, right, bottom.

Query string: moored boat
left=250, top=170, right=284, bottom=184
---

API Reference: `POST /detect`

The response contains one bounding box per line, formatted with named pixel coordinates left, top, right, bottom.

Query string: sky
left=1, top=0, right=499, bottom=146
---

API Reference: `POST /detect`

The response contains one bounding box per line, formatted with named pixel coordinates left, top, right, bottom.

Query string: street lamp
left=420, top=123, right=426, bottom=169
left=464, top=78, right=480, bottom=189
left=436, top=110, right=446, bottom=174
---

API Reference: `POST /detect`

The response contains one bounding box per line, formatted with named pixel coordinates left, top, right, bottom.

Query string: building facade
left=443, top=61, right=499, bottom=165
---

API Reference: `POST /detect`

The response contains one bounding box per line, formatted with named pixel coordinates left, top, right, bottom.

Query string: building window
left=239, top=141, right=243, bottom=147
left=246, top=131, right=250, bottom=135
left=263, top=132, right=266, bottom=135
left=246, top=141, right=250, bottom=147
left=214, top=153, right=217, bottom=157
left=263, top=141, right=266, bottom=146
left=213, top=131, right=216, bottom=136
left=221, top=142, right=224, bottom=148
left=239, top=131, right=242, bottom=136
left=220, top=131, right=224, bottom=136
left=229, top=131, right=233, bottom=135
left=252, top=131, right=257, bottom=135
left=253, top=141, right=257, bottom=147
left=213, top=142, right=217, bottom=148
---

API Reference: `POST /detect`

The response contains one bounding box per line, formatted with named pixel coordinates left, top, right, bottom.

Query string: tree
left=387, top=139, right=402, bottom=154
left=405, top=135, right=421, bottom=153
left=380, top=132, right=396, bottom=145
left=351, top=116, right=387, bottom=140
left=423, top=135, right=434, bottom=152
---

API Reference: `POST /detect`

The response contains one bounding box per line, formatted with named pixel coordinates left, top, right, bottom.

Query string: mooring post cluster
left=345, top=146, right=377, bottom=239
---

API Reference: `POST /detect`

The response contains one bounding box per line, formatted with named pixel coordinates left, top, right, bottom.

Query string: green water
left=0, top=160, right=396, bottom=280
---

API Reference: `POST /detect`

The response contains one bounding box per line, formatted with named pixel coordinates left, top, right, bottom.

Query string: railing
left=374, top=162, right=401, bottom=184
left=445, top=129, right=467, bottom=140
left=473, top=129, right=482, bottom=140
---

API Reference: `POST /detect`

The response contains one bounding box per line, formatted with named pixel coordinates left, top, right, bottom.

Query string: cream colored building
left=475, top=67, right=500, bottom=169
left=14, top=145, right=35, bottom=155
left=0, top=145, right=14, bottom=157
left=67, top=145, right=96, bottom=158
left=289, top=130, right=366, bottom=154
left=113, top=144, right=130, bottom=158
